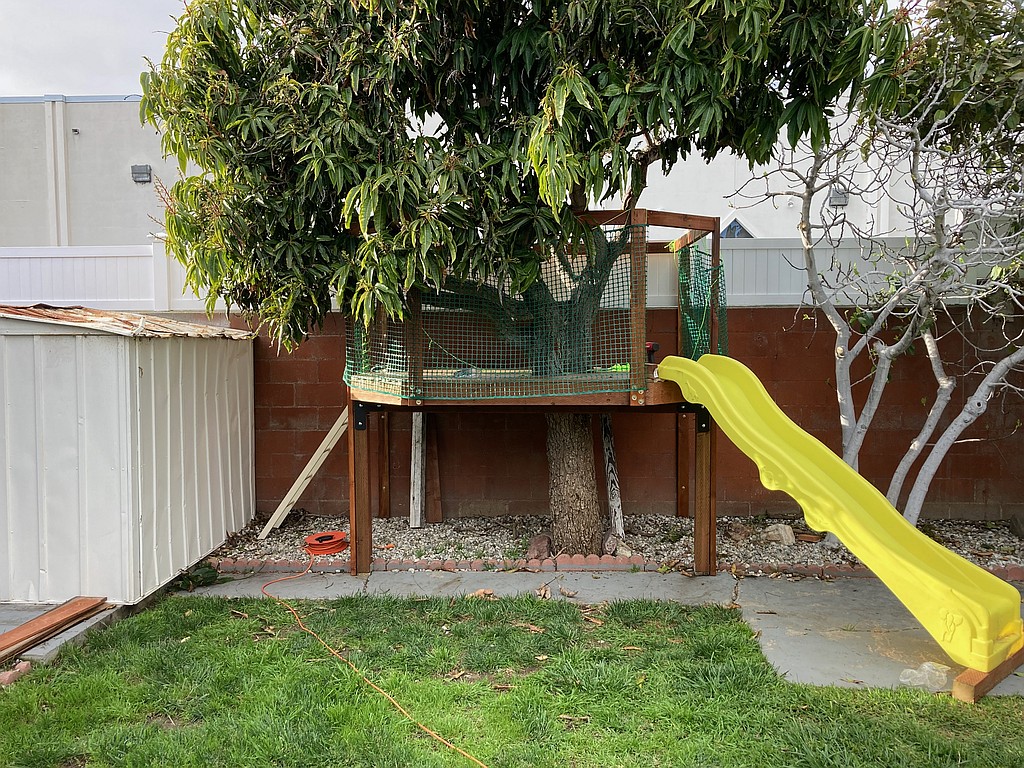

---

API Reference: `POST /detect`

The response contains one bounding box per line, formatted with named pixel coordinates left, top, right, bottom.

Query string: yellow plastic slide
left=657, top=354, right=1023, bottom=673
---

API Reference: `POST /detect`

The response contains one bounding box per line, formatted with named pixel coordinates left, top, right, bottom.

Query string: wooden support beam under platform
left=345, top=388, right=719, bottom=577
left=692, top=409, right=717, bottom=575
left=952, top=645, right=1024, bottom=703
left=348, top=395, right=373, bottom=575
left=347, top=367, right=690, bottom=410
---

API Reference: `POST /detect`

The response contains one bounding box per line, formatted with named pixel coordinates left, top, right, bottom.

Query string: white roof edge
left=0, top=95, right=143, bottom=104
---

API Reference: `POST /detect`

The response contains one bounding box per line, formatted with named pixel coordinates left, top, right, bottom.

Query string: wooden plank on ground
left=0, top=597, right=107, bottom=664
left=425, top=413, right=443, bottom=524
left=952, top=645, right=1024, bottom=703
left=258, top=407, right=349, bottom=539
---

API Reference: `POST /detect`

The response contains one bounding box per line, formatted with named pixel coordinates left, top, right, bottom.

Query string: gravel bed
left=213, top=512, right=1024, bottom=571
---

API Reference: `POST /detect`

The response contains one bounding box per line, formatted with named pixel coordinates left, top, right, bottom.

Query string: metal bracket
left=352, top=401, right=382, bottom=430
left=695, top=406, right=711, bottom=433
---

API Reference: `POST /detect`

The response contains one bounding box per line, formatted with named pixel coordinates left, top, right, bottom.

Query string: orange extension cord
left=261, top=533, right=489, bottom=768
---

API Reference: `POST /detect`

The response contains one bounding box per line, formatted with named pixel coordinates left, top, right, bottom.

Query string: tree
left=738, top=0, right=1024, bottom=527
left=143, top=0, right=904, bottom=553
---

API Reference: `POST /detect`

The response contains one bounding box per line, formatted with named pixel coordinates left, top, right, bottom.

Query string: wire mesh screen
left=344, top=224, right=647, bottom=400
left=678, top=237, right=728, bottom=359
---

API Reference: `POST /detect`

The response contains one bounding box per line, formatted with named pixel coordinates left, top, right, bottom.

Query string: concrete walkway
left=4, top=571, right=1021, bottom=695
left=191, top=569, right=1024, bottom=697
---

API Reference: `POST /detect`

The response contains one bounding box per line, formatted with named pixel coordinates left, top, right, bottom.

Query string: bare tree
left=735, top=0, right=1024, bottom=526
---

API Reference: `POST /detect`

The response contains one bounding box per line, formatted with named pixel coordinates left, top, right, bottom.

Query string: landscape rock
left=526, top=534, right=553, bottom=560
left=763, top=523, right=797, bottom=547
left=602, top=532, right=620, bottom=555
left=726, top=521, right=752, bottom=542
left=0, top=661, right=31, bottom=687
left=211, top=513, right=1021, bottom=574
left=1010, top=513, right=1024, bottom=541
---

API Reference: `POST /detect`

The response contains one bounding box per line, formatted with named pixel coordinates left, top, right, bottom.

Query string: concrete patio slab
left=738, top=575, right=1024, bottom=695
left=0, top=604, right=49, bottom=636
left=195, top=571, right=369, bottom=599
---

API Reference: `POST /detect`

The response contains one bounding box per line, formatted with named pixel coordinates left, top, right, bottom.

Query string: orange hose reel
left=303, top=531, right=349, bottom=556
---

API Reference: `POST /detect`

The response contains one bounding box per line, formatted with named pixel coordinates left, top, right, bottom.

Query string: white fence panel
left=0, top=238, right=914, bottom=311
left=0, top=242, right=213, bottom=311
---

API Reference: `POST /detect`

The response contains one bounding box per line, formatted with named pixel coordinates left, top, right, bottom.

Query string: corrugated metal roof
left=0, top=305, right=253, bottom=339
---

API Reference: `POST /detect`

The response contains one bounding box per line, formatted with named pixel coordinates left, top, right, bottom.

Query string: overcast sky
left=0, top=1, right=186, bottom=97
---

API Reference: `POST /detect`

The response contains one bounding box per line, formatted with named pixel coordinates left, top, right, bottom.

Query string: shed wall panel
left=79, top=337, right=135, bottom=602
left=4, top=337, right=44, bottom=601
left=135, top=337, right=254, bottom=600
left=1, top=319, right=251, bottom=604
left=0, top=334, right=132, bottom=602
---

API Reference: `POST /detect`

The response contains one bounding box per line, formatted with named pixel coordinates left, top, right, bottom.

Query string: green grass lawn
left=1, top=594, right=1021, bottom=768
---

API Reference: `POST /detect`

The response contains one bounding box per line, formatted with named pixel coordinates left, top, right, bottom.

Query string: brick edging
left=207, top=556, right=1024, bottom=582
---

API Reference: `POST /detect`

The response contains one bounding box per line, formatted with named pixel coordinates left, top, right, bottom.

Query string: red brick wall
left=251, top=314, right=349, bottom=517
left=193, top=307, right=1024, bottom=521
left=720, top=307, right=1024, bottom=520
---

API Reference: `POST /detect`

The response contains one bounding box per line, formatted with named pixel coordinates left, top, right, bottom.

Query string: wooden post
left=348, top=400, right=372, bottom=575
left=601, top=413, right=625, bottom=538
left=425, top=413, right=443, bottom=524
left=409, top=412, right=425, bottom=528
left=629, top=208, right=648, bottom=402
left=709, top=218, right=721, bottom=355
left=676, top=412, right=690, bottom=517
left=693, top=408, right=717, bottom=575
left=377, top=412, right=391, bottom=518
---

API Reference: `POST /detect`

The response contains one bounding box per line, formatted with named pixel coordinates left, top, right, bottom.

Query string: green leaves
left=882, top=0, right=1024, bottom=152
left=143, top=0, right=898, bottom=344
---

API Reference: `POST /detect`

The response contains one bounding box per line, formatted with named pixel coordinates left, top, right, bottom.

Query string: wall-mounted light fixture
left=131, top=164, right=152, bottom=184
left=828, top=182, right=850, bottom=207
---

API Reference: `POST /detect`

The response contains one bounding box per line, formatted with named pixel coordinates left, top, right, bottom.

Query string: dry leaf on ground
left=513, top=621, right=546, bottom=634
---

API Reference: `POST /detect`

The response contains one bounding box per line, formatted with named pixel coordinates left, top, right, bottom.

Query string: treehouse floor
left=348, top=365, right=687, bottom=407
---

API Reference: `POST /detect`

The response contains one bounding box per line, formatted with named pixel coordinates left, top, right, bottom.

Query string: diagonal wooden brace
left=257, top=407, right=349, bottom=539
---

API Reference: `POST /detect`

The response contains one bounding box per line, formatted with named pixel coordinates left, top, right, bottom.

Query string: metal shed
left=0, top=305, right=254, bottom=603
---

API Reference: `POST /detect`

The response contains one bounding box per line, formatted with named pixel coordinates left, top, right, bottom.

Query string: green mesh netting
left=677, top=238, right=728, bottom=359
left=344, top=224, right=647, bottom=401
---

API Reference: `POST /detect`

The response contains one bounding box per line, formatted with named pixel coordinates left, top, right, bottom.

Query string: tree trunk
left=546, top=412, right=604, bottom=554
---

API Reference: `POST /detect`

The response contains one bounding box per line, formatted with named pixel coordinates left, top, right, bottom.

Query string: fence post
left=151, top=235, right=170, bottom=311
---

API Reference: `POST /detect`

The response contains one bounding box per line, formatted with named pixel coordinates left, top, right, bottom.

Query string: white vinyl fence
left=0, top=238, right=905, bottom=311
left=0, top=240, right=208, bottom=311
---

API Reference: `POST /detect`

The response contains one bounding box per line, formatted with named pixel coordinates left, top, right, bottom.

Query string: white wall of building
left=1, top=95, right=910, bottom=310
left=636, top=149, right=909, bottom=240
left=0, top=95, right=176, bottom=247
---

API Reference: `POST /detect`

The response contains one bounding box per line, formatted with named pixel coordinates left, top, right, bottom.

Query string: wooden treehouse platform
left=341, top=209, right=724, bottom=577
